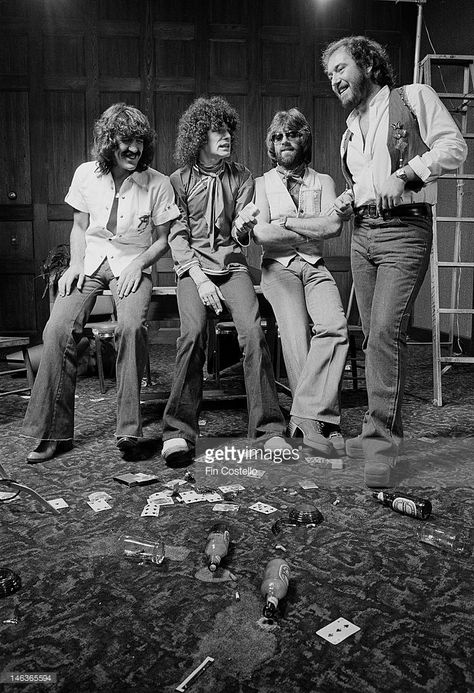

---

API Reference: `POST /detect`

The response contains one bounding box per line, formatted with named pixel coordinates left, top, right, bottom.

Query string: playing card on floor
left=249, top=502, right=278, bottom=514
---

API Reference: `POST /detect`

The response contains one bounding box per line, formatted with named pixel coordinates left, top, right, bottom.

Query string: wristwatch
left=395, top=167, right=409, bottom=183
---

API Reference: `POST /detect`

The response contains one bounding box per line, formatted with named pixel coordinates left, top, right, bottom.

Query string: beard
left=336, top=71, right=373, bottom=111
left=339, top=71, right=372, bottom=110
left=276, top=146, right=305, bottom=170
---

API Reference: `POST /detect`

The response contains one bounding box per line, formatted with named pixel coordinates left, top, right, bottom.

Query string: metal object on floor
left=0, top=462, right=60, bottom=516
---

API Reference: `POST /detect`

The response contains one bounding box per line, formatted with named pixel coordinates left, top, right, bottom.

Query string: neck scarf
left=194, top=160, right=226, bottom=248
left=276, top=162, right=307, bottom=189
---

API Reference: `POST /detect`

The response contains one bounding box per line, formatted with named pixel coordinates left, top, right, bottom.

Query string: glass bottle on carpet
left=261, top=558, right=290, bottom=618
left=205, top=522, right=230, bottom=572
left=372, top=491, right=432, bottom=520
left=120, top=535, right=165, bottom=564
left=419, top=526, right=472, bottom=556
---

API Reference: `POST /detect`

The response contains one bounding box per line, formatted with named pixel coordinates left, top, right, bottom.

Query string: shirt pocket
left=299, top=188, right=321, bottom=217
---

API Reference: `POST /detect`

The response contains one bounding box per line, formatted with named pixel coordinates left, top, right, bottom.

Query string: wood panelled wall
left=0, top=0, right=416, bottom=339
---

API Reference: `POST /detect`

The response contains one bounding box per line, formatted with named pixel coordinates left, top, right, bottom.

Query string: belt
left=354, top=203, right=431, bottom=221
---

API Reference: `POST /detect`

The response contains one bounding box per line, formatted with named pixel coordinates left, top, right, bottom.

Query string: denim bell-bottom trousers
left=21, top=259, right=151, bottom=442
left=162, top=271, right=286, bottom=444
left=260, top=256, right=348, bottom=425
left=351, top=213, right=432, bottom=461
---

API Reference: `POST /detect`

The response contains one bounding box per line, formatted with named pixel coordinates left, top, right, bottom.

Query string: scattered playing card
left=316, top=617, right=360, bottom=644
left=148, top=489, right=174, bottom=499
left=87, top=498, right=112, bottom=512
left=218, top=484, right=245, bottom=494
left=178, top=490, right=208, bottom=504
left=147, top=496, right=174, bottom=505
left=47, top=498, right=69, bottom=509
left=141, top=503, right=160, bottom=517
left=299, top=479, right=319, bottom=490
left=204, top=492, right=223, bottom=503
left=213, top=503, right=240, bottom=512
left=113, top=473, right=159, bottom=487
left=88, top=491, right=112, bottom=502
left=147, top=494, right=174, bottom=506
left=249, top=502, right=278, bottom=514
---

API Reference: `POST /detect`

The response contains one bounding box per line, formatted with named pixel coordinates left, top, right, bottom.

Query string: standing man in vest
left=161, top=96, right=289, bottom=463
left=252, top=108, right=350, bottom=457
left=22, top=103, right=180, bottom=462
left=322, top=36, right=467, bottom=486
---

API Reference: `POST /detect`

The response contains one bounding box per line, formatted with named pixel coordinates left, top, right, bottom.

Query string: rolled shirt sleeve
left=406, top=84, right=468, bottom=183
left=151, top=178, right=180, bottom=226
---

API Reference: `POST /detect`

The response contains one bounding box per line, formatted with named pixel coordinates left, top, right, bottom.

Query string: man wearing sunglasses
left=252, top=108, right=351, bottom=457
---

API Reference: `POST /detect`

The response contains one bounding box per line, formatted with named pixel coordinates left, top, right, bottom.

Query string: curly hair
left=174, top=96, right=239, bottom=168
left=321, top=35, right=395, bottom=88
left=92, top=103, right=155, bottom=174
left=266, top=108, right=312, bottom=167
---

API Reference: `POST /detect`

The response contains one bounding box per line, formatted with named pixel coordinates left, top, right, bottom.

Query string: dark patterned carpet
left=0, top=340, right=473, bottom=693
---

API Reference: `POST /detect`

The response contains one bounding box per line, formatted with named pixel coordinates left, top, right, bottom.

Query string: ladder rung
left=439, top=93, right=474, bottom=100
left=438, top=308, right=474, bottom=314
left=440, top=174, right=474, bottom=179
left=436, top=217, right=474, bottom=222
left=437, top=262, right=474, bottom=267
left=440, top=356, right=474, bottom=364
left=421, top=54, right=474, bottom=65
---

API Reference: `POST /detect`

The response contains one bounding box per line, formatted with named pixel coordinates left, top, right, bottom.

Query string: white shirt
left=65, top=161, right=180, bottom=277
left=344, top=84, right=467, bottom=207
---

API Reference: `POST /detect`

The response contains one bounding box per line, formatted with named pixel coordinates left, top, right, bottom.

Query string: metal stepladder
left=419, top=54, right=474, bottom=406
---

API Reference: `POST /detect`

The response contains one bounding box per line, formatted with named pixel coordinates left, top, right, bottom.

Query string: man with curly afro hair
left=22, top=103, right=180, bottom=462
left=161, top=96, right=290, bottom=463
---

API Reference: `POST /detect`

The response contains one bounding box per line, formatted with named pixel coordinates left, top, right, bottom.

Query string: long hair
left=92, top=103, right=155, bottom=174
left=266, top=108, right=312, bottom=167
left=321, top=35, right=395, bottom=88
left=174, top=96, right=239, bottom=168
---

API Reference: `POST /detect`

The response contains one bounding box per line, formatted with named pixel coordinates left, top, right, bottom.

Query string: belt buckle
left=368, top=204, right=378, bottom=219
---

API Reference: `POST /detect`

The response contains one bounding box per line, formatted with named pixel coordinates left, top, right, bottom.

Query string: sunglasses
left=272, top=130, right=304, bottom=142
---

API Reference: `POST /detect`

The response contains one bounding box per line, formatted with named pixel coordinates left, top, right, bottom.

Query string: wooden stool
left=0, top=337, right=35, bottom=397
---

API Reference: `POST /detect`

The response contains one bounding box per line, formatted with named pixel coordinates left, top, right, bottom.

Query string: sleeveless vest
left=341, top=87, right=429, bottom=193
left=263, top=167, right=323, bottom=262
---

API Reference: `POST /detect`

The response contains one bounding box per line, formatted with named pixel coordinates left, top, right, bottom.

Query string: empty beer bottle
left=205, top=522, right=230, bottom=572
left=372, top=491, right=432, bottom=520
left=260, top=558, right=290, bottom=618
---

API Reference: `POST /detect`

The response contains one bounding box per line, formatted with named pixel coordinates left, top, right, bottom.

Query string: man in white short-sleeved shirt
left=22, top=103, right=180, bottom=462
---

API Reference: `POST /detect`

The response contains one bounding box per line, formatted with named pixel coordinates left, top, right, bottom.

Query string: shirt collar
left=346, top=85, right=390, bottom=129
left=93, top=163, right=148, bottom=188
